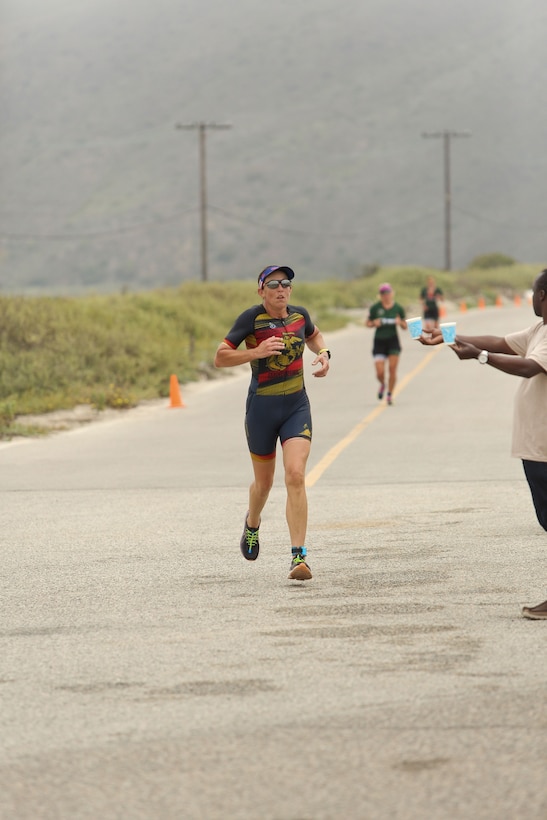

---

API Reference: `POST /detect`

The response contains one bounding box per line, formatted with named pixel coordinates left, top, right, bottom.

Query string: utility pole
left=422, top=130, right=471, bottom=271
left=175, top=121, right=232, bottom=282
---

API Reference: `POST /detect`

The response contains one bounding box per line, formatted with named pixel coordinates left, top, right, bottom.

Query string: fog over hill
left=1, top=0, right=546, bottom=292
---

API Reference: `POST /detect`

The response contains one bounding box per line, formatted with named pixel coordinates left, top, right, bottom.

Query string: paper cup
left=440, top=322, right=456, bottom=344
left=406, top=316, right=423, bottom=339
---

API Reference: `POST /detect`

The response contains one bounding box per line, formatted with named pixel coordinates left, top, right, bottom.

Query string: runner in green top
left=420, top=275, right=444, bottom=331
left=366, top=282, right=407, bottom=405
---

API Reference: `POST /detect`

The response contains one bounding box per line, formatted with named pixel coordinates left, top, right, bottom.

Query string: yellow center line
left=305, top=346, right=442, bottom=488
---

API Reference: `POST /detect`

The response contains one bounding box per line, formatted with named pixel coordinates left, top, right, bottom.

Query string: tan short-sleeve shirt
left=505, top=321, right=547, bottom=461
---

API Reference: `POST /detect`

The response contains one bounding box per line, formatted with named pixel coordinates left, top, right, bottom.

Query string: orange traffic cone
left=459, top=301, right=467, bottom=312
left=478, top=296, right=486, bottom=309
left=439, top=304, right=447, bottom=318
left=169, top=374, right=185, bottom=408
left=495, top=295, right=503, bottom=308
left=514, top=294, right=521, bottom=307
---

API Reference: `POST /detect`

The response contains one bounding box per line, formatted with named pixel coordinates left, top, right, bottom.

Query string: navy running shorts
left=245, top=390, right=312, bottom=460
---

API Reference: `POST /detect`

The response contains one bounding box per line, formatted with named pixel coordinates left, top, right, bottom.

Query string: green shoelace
left=245, top=528, right=259, bottom=548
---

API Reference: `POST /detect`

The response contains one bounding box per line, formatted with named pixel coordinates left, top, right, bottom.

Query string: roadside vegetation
left=0, top=262, right=539, bottom=438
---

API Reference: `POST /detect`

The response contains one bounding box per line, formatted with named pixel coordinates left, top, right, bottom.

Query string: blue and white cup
left=440, top=322, right=456, bottom=344
left=406, top=316, right=423, bottom=339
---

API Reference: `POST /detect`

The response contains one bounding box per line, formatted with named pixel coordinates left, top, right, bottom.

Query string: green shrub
left=467, top=253, right=516, bottom=269
left=0, top=400, right=15, bottom=427
left=90, top=384, right=136, bottom=411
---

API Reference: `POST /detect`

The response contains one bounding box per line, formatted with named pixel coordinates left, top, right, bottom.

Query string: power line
left=0, top=203, right=443, bottom=244
left=209, top=204, right=441, bottom=238
left=453, top=204, right=545, bottom=231
left=209, top=205, right=358, bottom=237
left=0, top=208, right=197, bottom=242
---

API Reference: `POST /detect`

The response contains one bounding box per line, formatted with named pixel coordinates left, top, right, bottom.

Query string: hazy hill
left=1, top=0, right=546, bottom=293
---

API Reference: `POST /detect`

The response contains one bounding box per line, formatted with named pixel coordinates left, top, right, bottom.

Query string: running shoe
left=522, top=599, right=547, bottom=619
left=288, top=554, right=312, bottom=581
left=387, top=392, right=393, bottom=405
left=240, top=513, right=260, bottom=561
left=377, top=383, right=385, bottom=400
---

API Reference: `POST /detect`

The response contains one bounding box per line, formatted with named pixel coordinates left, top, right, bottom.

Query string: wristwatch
left=319, top=348, right=331, bottom=359
left=478, top=350, right=489, bottom=365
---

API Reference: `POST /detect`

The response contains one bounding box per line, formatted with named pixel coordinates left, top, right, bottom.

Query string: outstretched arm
left=453, top=335, right=516, bottom=354
left=450, top=339, right=545, bottom=378
left=419, top=330, right=514, bottom=352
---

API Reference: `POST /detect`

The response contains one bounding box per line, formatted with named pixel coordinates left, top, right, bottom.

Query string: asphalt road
left=1, top=304, right=546, bottom=820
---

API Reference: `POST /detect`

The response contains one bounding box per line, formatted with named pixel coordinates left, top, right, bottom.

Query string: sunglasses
left=264, top=279, right=292, bottom=290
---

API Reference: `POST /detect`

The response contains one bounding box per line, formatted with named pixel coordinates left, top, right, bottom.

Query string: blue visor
left=258, top=266, right=295, bottom=286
